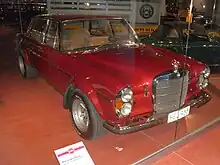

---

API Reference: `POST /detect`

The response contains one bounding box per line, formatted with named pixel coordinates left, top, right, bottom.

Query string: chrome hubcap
left=18, top=56, right=25, bottom=75
left=72, top=96, right=89, bottom=132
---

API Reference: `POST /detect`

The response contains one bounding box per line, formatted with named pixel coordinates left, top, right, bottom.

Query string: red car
left=16, top=14, right=211, bottom=140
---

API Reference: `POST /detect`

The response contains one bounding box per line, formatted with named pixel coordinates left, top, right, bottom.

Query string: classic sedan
left=140, top=21, right=220, bottom=71
left=16, top=15, right=211, bottom=140
left=205, top=24, right=220, bottom=40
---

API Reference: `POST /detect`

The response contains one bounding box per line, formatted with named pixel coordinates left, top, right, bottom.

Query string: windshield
left=61, top=18, right=139, bottom=51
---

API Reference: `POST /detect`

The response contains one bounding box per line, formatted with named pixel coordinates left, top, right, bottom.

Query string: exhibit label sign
left=54, top=141, right=95, bottom=165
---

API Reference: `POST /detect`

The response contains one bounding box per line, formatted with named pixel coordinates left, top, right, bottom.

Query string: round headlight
left=115, top=87, right=133, bottom=117
left=202, top=79, right=209, bottom=88
left=202, top=67, right=210, bottom=78
left=198, top=71, right=209, bottom=89
left=120, top=103, right=132, bottom=116
left=121, top=87, right=133, bottom=102
left=198, top=74, right=205, bottom=87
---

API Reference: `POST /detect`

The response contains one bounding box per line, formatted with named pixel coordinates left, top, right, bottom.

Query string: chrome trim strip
left=96, top=91, right=113, bottom=103
left=103, top=119, right=160, bottom=135
left=62, top=17, right=123, bottom=23
left=188, top=91, right=211, bottom=108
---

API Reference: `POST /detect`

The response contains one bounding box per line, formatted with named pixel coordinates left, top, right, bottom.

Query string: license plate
left=167, top=106, right=190, bottom=123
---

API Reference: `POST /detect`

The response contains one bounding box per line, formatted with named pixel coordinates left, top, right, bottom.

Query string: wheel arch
left=16, top=35, right=31, bottom=65
left=17, top=46, right=30, bottom=65
left=63, top=83, right=76, bottom=109
left=63, top=81, right=103, bottom=117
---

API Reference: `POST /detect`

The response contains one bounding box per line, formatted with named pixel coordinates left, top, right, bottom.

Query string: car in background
left=140, top=21, right=220, bottom=71
left=205, top=23, right=220, bottom=40
left=193, top=12, right=212, bottom=27
left=16, top=14, right=211, bottom=140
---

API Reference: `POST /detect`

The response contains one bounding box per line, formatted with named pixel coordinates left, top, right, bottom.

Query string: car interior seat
left=88, top=21, right=111, bottom=47
left=88, top=36, right=109, bottom=47
left=63, top=28, right=90, bottom=50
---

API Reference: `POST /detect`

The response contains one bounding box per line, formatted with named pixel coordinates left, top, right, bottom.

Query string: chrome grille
left=152, top=69, right=189, bottom=114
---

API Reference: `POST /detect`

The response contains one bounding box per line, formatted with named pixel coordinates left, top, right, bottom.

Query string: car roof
left=35, top=14, right=121, bottom=22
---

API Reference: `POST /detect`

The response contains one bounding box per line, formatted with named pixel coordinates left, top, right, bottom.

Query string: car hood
left=75, top=44, right=204, bottom=94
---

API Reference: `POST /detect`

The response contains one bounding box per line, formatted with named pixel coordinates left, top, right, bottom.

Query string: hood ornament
left=172, top=59, right=181, bottom=77
left=172, top=60, right=179, bottom=71
left=173, top=63, right=179, bottom=72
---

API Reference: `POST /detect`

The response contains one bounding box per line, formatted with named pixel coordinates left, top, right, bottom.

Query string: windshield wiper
left=94, top=42, right=119, bottom=52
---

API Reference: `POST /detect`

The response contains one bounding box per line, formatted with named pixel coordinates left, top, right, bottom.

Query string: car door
left=27, top=18, right=50, bottom=76
left=43, top=20, right=73, bottom=93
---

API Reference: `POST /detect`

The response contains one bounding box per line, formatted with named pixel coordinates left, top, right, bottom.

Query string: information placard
left=54, top=141, right=95, bottom=165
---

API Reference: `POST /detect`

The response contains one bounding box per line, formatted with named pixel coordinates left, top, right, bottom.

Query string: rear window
left=29, top=18, right=49, bottom=43
left=32, top=18, right=47, bottom=33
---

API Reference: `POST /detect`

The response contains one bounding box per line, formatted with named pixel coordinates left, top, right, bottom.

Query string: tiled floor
left=153, top=123, right=220, bottom=165
left=0, top=26, right=220, bottom=165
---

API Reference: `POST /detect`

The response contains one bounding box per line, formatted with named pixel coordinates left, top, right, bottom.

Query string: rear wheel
left=17, top=50, right=38, bottom=79
left=18, top=55, right=25, bottom=76
left=70, top=90, right=107, bottom=140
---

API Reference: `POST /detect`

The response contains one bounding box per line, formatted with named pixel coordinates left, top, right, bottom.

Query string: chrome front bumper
left=187, top=91, right=211, bottom=108
left=103, top=91, right=211, bottom=134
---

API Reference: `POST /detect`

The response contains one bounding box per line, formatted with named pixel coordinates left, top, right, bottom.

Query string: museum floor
left=0, top=26, right=219, bottom=165
left=153, top=123, right=220, bottom=165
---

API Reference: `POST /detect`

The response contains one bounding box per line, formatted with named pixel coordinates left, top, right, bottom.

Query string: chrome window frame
left=60, top=19, right=85, bottom=52
left=44, top=19, right=60, bottom=50
left=60, top=18, right=140, bottom=52
left=29, top=17, right=50, bottom=44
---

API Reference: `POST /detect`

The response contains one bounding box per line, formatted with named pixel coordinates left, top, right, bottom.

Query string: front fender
left=73, top=78, right=117, bottom=121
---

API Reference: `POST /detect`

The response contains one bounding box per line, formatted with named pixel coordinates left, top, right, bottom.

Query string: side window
left=111, top=19, right=129, bottom=39
left=26, top=20, right=33, bottom=36
left=30, top=18, right=48, bottom=43
left=26, top=19, right=34, bottom=35
left=29, top=19, right=37, bottom=37
left=62, top=20, right=85, bottom=50
left=34, top=19, right=48, bottom=32
left=90, top=20, right=112, bottom=36
left=45, top=21, right=59, bottom=49
left=62, top=20, right=84, bottom=41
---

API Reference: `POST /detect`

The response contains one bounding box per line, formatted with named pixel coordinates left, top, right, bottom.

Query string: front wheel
left=70, top=90, right=107, bottom=140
